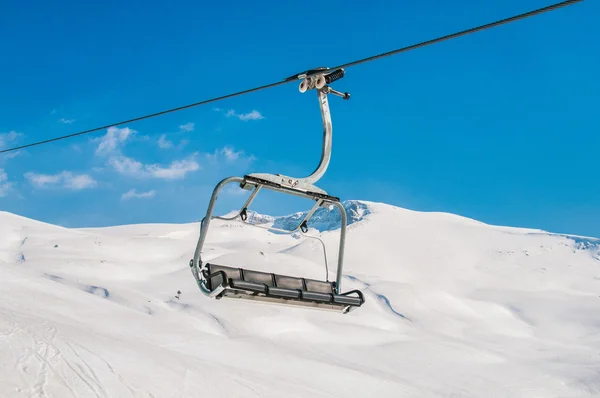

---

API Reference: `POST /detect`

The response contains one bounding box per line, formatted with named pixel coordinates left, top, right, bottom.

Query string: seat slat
left=333, top=294, right=362, bottom=306
left=301, top=291, right=332, bottom=303
left=269, top=287, right=301, bottom=299
left=230, top=280, right=267, bottom=293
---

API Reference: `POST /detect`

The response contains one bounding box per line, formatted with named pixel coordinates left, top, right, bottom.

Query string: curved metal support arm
left=192, top=176, right=244, bottom=271
left=303, top=89, right=332, bottom=185
left=246, top=88, right=333, bottom=194
left=189, top=258, right=225, bottom=297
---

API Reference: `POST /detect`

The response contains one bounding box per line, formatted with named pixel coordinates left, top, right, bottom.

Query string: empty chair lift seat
left=203, top=263, right=364, bottom=312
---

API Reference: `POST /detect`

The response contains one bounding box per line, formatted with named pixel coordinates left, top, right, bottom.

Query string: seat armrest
left=338, top=289, right=365, bottom=303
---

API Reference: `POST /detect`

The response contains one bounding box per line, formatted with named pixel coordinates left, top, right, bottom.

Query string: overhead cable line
left=0, top=0, right=582, bottom=155
left=329, top=0, right=581, bottom=70
left=1, top=80, right=288, bottom=154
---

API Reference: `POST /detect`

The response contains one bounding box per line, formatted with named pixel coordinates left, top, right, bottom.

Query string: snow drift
left=0, top=201, right=599, bottom=397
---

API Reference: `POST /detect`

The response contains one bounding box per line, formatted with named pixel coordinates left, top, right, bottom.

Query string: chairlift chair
left=189, top=68, right=365, bottom=313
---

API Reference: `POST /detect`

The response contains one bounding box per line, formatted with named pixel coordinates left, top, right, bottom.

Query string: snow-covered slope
left=1, top=202, right=599, bottom=397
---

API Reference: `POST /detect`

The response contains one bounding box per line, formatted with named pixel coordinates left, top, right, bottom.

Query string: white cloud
left=158, top=134, right=173, bottom=149
left=206, top=146, right=256, bottom=164
left=92, top=125, right=200, bottom=181
left=1, top=151, right=21, bottom=161
left=109, top=155, right=200, bottom=180
left=59, top=118, right=76, bottom=124
left=239, top=110, right=264, bottom=121
left=25, top=172, right=61, bottom=187
left=225, top=109, right=265, bottom=121
left=94, top=126, right=136, bottom=156
left=0, top=169, right=11, bottom=197
left=24, top=171, right=97, bottom=190
left=158, top=134, right=189, bottom=150
left=121, top=189, right=156, bottom=201
left=179, top=122, right=195, bottom=132
left=108, top=156, right=144, bottom=177
left=146, top=158, right=199, bottom=179
left=0, top=131, right=23, bottom=149
left=221, top=146, right=241, bottom=161
left=64, top=174, right=97, bottom=190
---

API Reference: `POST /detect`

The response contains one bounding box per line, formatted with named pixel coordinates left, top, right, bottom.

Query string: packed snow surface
left=1, top=200, right=599, bottom=397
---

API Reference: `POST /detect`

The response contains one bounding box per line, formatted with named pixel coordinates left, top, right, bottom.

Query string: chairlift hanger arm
left=246, top=68, right=348, bottom=192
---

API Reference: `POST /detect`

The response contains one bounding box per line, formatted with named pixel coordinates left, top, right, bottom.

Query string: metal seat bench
left=204, top=264, right=364, bottom=312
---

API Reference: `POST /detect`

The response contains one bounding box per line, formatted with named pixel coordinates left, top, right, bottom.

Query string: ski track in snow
left=17, top=235, right=27, bottom=264
left=1, top=202, right=600, bottom=397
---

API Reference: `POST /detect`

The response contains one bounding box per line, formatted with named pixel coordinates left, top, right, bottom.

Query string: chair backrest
left=275, top=275, right=305, bottom=290
left=243, top=269, right=275, bottom=286
left=304, top=279, right=334, bottom=294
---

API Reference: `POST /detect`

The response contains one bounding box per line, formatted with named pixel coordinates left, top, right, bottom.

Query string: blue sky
left=0, top=0, right=598, bottom=237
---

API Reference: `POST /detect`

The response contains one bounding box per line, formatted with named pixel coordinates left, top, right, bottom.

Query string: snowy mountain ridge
left=234, top=199, right=371, bottom=232
left=240, top=199, right=600, bottom=254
